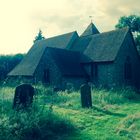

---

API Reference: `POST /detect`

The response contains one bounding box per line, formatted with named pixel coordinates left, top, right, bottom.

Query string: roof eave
left=62, top=74, right=85, bottom=78
left=8, top=74, right=33, bottom=77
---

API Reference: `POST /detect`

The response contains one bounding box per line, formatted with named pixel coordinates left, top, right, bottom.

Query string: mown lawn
left=0, top=84, right=140, bottom=140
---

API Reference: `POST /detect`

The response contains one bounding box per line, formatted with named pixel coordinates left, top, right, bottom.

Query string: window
left=124, top=56, right=132, bottom=80
left=43, top=69, right=50, bottom=83
left=91, top=63, right=93, bottom=77
left=92, top=63, right=98, bottom=80
left=94, top=64, right=98, bottom=79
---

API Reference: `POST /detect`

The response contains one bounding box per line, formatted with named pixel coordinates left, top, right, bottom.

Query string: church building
left=8, top=23, right=140, bottom=89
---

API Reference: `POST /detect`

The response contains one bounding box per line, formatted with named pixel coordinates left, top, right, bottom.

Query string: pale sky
left=0, top=0, right=140, bottom=54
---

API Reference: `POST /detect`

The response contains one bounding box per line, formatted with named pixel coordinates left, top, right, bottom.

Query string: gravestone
left=13, top=84, right=34, bottom=110
left=80, top=82, right=92, bottom=108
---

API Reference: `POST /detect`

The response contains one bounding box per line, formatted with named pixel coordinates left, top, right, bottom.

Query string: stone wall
left=113, top=31, right=140, bottom=88
left=34, top=49, right=63, bottom=88
left=7, top=76, right=34, bottom=85
left=82, top=62, right=114, bottom=88
left=88, top=31, right=140, bottom=88
left=34, top=49, right=86, bottom=90
left=96, top=63, right=114, bottom=88
left=62, top=76, right=86, bottom=90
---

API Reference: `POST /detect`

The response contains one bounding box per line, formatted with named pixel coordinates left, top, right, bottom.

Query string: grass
left=0, top=84, right=140, bottom=140
left=0, top=85, right=75, bottom=140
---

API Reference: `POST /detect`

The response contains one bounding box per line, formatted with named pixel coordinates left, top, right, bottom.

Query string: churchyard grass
left=0, top=84, right=140, bottom=140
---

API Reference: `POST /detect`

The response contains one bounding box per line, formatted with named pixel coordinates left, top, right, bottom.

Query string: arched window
left=43, top=69, right=50, bottom=83
left=124, top=56, right=132, bottom=80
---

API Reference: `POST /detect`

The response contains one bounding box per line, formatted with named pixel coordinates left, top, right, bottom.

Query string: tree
left=33, top=29, right=45, bottom=43
left=115, top=15, right=140, bottom=35
left=0, top=54, right=24, bottom=81
left=135, top=34, right=140, bottom=52
left=115, top=15, right=140, bottom=50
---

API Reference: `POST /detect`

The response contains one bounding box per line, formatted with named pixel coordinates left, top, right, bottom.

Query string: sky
left=0, top=0, right=140, bottom=54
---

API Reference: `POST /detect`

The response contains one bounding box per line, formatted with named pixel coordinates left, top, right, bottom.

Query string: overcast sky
left=0, top=0, right=140, bottom=54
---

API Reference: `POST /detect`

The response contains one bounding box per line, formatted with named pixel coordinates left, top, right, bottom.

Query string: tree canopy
left=115, top=15, right=140, bottom=36
left=115, top=15, right=140, bottom=51
left=34, top=29, right=45, bottom=43
left=0, top=54, right=24, bottom=81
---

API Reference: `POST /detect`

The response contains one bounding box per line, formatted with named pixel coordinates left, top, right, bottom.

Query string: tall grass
left=116, top=113, right=140, bottom=139
left=0, top=85, right=75, bottom=140
left=0, top=84, right=140, bottom=140
left=93, top=87, right=140, bottom=105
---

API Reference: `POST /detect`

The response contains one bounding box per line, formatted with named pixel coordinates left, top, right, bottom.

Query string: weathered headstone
left=13, top=84, right=34, bottom=110
left=80, top=82, right=92, bottom=108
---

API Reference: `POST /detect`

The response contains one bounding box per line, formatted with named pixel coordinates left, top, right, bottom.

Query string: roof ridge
left=81, top=23, right=99, bottom=37
left=83, top=27, right=130, bottom=62
left=34, top=31, right=78, bottom=45
left=91, top=27, right=129, bottom=37
left=46, top=31, right=78, bottom=40
left=47, top=46, right=81, bottom=54
left=33, top=46, right=47, bottom=76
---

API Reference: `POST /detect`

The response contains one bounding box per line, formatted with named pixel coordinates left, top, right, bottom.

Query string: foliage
left=135, top=34, right=140, bottom=52
left=115, top=15, right=140, bottom=35
left=34, top=30, right=45, bottom=44
left=0, top=54, right=24, bottom=81
left=115, top=15, right=140, bottom=52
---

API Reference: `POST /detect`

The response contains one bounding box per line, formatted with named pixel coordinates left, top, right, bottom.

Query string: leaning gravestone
left=80, top=83, right=92, bottom=108
left=13, top=84, right=34, bottom=110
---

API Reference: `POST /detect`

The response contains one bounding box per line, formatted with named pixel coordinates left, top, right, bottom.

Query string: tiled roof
left=84, top=28, right=129, bottom=62
left=81, top=23, right=100, bottom=37
left=8, top=31, right=78, bottom=76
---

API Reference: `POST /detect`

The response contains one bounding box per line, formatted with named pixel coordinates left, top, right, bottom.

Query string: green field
left=0, top=84, right=140, bottom=140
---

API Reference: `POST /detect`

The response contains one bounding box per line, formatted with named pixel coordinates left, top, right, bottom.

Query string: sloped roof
left=84, top=28, right=130, bottom=62
left=8, top=45, right=46, bottom=76
left=48, top=47, right=86, bottom=76
left=8, top=25, right=131, bottom=77
left=34, top=31, right=78, bottom=49
left=70, top=35, right=92, bottom=52
left=8, top=31, right=78, bottom=76
left=81, top=23, right=100, bottom=37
